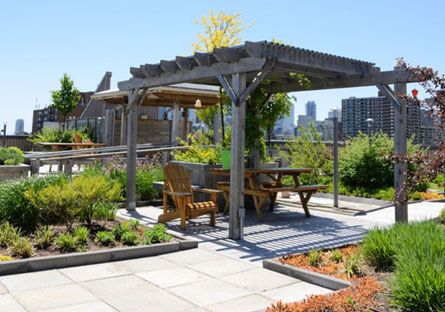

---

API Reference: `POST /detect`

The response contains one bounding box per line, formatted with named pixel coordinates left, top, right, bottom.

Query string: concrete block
left=187, top=257, right=256, bottom=278
left=262, top=281, right=332, bottom=303
left=137, top=266, right=210, bottom=288
left=0, top=294, right=26, bottom=312
left=205, top=294, right=274, bottom=312
left=0, top=270, right=71, bottom=292
left=39, top=301, right=118, bottom=312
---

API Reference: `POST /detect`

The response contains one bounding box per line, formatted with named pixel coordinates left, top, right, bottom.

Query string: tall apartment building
left=14, top=119, right=25, bottom=135
left=341, top=93, right=421, bottom=143
left=305, top=101, right=316, bottom=121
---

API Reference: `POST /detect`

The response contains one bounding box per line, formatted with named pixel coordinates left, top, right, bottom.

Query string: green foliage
left=143, top=224, right=172, bottom=244
left=173, top=133, right=221, bottom=164
left=121, top=231, right=138, bottom=245
left=0, top=147, right=24, bottom=165
left=74, top=226, right=89, bottom=245
left=55, top=232, right=78, bottom=252
left=93, top=202, right=118, bottom=222
left=330, top=249, right=343, bottom=263
left=307, top=249, right=322, bottom=267
left=440, top=208, right=445, bottom=223
left=361, top=227, right=396, bottom=272
left=344, top=254, right=360, bottom=278
left=112, top=223, right=130, bottom=241
left=280, top=123, right=332, bottom=185
left=71, top=175, right=122, bottom=226
left=127, top=219, right=140, bottom=230
left=389, top=221, right=445, bottom=311
left=10, top=237, right=32, bottom=258
left=95, top=231, right=115, bottom=246
left=0, top=222, right=21, bottom=247
left=50, top=73, right=81, bottom=121
left=29, top=127, right=94, bottom=145
left=0, top=175, right=67, bottom=231
left=35, top=227, right=52, bottom=249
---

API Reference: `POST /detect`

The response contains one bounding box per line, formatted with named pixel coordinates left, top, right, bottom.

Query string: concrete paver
left=0, top=294, right=26, bottom=312
left=59, top=262, right=133, bottom=282
left=0, top=282, right=8, bottom=295
left=115, top=255, right=178, bottom=273
left=262, top=281, right=333, bottom=303
left=136, top=266, right=210, bottom=288
left=14, top=283, right=97, bottom=312
left=160, top=248, right=222, bottom=265
left=186, top=257, right=256, bottom=278
left=0, top=270, right=71, bottom=292
left=40, top=301, right=118, bottom=312
left=221, top=268, right=297, bottom=292
left=205, top=294, right=275, bottom=312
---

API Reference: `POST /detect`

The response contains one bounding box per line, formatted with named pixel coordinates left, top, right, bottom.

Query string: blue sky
left=1, top=0, right=444, bottom=133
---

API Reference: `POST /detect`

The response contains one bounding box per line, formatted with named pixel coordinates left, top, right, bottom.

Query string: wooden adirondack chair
left=158, top=163, right=222, bottom=230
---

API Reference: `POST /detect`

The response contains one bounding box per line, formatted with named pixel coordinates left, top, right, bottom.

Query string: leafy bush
left=389, top=221, right=445, bottom=311
left=71, top=175, right=122, bottom=226
left=29, top=127, right=95, bottom=146
left=344, top=254, right=360, bottom=278
left=0, top=147, right=24, bottom=165
left=440, top=208, right=445, bottom=223
left=361, top=227, right=396, bottom=272
left=280, top=123, right=333, bottom=185
left=0, top=222, right=21, bottom=247
left=121, top=231, right=138, bottom=245
left=143, top=224, right=172, bottom=244
left=35, top=227, right=52, bottom=249
left=55, top=233, right=78, bottom=252
left=0, top=175, right=67, bottom=231
left=307, top=249, right=322, bottom=267
left=10, top=238, right=32, bottom=258
left=173, top=133, right=221, bottom=164
left=112, top=223, right=130, bottom=241
left=74, top=226, right=89, bottom=245
left=127, top=219, right=140, bottom=230
left=93, top=202, right=118, bottom=222
left=95, top=231, right=115, bottom=246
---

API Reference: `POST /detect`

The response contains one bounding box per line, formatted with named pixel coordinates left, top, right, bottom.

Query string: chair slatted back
left=164, top=163, right=194, bottom=208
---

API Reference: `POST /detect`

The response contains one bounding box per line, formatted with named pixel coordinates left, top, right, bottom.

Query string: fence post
left=64, top=159, right=73, bottom=177
left=30, top=159, right=40, bottom=176
left=104, top=109, right=115, bottom=146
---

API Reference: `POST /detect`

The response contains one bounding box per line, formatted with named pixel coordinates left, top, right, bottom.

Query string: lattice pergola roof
left=118, top=41, right=414, bottom=94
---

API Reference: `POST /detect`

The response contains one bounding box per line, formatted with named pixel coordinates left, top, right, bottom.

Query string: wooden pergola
left=118, top=40, right=417, bottom=240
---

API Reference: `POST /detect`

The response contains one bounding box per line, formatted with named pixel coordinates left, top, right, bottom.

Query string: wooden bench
left=259, top=184, right=329, bottom=217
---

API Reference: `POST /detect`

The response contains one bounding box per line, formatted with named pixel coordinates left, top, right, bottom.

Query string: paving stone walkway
left=0, top=248, right=331, bottom=312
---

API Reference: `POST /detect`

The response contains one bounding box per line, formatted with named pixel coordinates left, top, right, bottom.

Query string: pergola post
left=120, top=105, right=127, bottom=146
left=126, top=89, right=138, bottom=211
left=183, top=108, right=188, bottom=141
left=171, top=101, right=179, bottom=145
left=394, top=81, right=408, bottom=222
left=229, top=73, right=246, bottom=240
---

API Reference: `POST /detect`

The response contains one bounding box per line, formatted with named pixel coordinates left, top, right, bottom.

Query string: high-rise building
left=14, top=119, right=24, bottom=135
left=341, top=93, right=421, bottom=143
left=273, top=104, right=296, bottom=136
left=296, top=115, right=314, bottom=137
left=305, top=101, right=316, bottom=121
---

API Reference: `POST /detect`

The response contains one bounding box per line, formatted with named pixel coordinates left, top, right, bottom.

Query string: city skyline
left=1, top=1, right=444, bottom=133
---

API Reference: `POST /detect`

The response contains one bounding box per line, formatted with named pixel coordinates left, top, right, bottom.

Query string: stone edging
left=263, top=259, right=351, bottom=290
left=0, top=239, right=198, bottom=276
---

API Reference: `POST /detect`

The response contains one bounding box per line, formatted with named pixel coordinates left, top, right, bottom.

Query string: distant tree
left=50, top=74, right=81, bottom=122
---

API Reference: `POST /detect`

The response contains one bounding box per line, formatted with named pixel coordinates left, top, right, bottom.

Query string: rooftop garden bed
left=267, top=220, right=445, bottom=312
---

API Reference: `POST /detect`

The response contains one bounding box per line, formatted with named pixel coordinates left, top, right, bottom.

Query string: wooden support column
left=171, top=101, right=180, bottom=146
left=229, top=73, right=246, bottom=240
left=213, top=110, right=222, bottom=144
left=394, top=81, right=408, bottom=222
left=120, top=105, right=127, bottom=146
left=104, top=109, right=115, bottom=146
left=183, top=108, right=188, bottom=141
left=126, top=90, right=138, bottom=211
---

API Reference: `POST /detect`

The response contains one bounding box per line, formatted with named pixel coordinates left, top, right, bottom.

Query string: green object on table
left=221, top=149, right=231, bottom=169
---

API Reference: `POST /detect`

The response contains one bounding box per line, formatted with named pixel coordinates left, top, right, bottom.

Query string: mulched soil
left=0, top=218, right=176, bottom=260
left=279, top=245, right=396, bottom=312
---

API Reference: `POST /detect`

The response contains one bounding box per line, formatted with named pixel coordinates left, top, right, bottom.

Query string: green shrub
left=29, top=127, right=95, bottom=146
left=0, top=175, right=67, bottom=231
left=74, top=226, right=89, bottom=245
left=0, top=147, right=24, bottom=165
left=93, top=202, right=118, bottom=222
left=173, top=133, right=221, bottom=164
left=112, top=223, right=130, bottom=241
left=127, top=219, right=140, bottom=230
left=10, top=237, right=32, bottom=258
left=143, top=224, right=172, bottom=244
left=307, top=249, right=322, bottom=267
left=389, top=221, right=445, bottom=311
left=344, top=254, right=360, bottom=277
left=25, top=180, right=78, bottom=230
left=95, top=231, right=115, bottom=246
left=121, top=231, right=138, bottom=245
left=330, top=249, right=342, bottom=263
left=35, top=227, right=52, bottom=249
left=0, top=222, right=21, bottom=247
left=361, top=227, right=396, bottom=272
left=71, top=175, right=122, bottom=226
left=55, top=233, right=78, bottom=252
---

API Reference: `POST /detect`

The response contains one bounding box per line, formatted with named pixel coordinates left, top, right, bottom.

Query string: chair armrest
left=192, top=187, right=223, bottom=194
left=163, top=190, right=193, bottom=197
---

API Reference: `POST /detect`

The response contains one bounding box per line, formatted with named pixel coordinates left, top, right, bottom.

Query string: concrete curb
left=263, top=259, right=351, bottom=291
left=0, top=239, right=198, bottom=276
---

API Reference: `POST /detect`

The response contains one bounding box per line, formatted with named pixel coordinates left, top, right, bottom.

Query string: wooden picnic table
left=210, top=168, right=327, bottom=221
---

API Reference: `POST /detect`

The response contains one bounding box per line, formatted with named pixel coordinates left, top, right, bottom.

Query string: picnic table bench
left=210, top=168, right=328, bottom=221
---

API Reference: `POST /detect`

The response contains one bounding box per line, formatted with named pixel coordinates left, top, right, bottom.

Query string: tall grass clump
left=361, top=227, right=396, bottom=272
left=389, top=221, right=445, bottom=312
